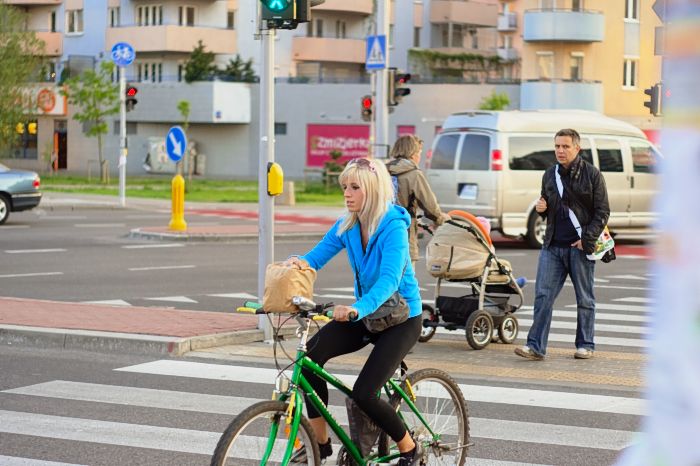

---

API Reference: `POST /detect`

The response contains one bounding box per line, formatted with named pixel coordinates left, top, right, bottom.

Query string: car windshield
left=0, top=163, right=8, bottom=172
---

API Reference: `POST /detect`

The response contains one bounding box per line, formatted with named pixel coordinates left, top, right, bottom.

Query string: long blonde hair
left=338, top=158, right=394, bottom=237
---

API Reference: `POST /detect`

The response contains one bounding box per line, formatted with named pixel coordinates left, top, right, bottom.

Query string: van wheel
left=0, top=194, right=10, bottom=225
left=526, top=210, right=546, bottom=249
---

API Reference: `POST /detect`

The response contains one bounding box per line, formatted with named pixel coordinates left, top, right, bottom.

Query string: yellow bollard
left=168, top=174, right=187, bottom=231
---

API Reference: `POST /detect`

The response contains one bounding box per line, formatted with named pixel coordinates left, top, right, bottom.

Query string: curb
left=128, top=228, right=326, bottom=242
left=0, top=325, right=298, bottom=357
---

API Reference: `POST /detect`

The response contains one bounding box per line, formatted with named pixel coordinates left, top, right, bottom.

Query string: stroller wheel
left=465, top=310, right=494, bottom=350
left=418, top=304, right=438, bottom=343
left=498, top=315, right=519, bottom=344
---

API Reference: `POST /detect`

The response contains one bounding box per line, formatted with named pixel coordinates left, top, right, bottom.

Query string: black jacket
left=540, top=157, right=610, bottom=254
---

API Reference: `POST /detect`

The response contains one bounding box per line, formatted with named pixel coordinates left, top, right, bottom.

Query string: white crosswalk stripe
left=1, top=360, right=641, bottom=465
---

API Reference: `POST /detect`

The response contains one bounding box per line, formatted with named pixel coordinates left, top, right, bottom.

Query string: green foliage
left=177, top=100, right=191, bottom=132
left=479, top=91, right=510, bottom=110
left=323, top=150, right=346, bottom=191
left=184, top=41, right=217, bottom=83
left=218, top=54, right=257, bottom=82
left=0, top=5, right=46, bottom=153
left=408, top=48, right=503, bottom=82
left=61, top=61, right=119, bottom=182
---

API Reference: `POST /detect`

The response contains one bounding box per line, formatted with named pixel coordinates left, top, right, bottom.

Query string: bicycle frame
left=267, top=317, right=437, bottom=466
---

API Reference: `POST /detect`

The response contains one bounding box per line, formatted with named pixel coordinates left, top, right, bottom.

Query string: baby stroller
left=420, top=210, right=525, bottom=350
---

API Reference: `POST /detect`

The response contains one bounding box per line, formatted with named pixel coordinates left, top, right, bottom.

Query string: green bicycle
left=210, top=296, right=470, bottom=466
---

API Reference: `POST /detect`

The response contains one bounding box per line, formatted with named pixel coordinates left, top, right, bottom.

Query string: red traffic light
left=362, top=96, right=373, bottom=109
left=126, top=86, right=138, bottom=97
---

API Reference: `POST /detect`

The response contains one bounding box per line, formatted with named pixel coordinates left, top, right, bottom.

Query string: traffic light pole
left=258, top=24, right=275, bottom=342
left=118, top=67, right=127, bottom=207
left=375, top=0, right=390, bottom=157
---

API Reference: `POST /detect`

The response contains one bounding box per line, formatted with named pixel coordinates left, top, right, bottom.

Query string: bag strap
left=555, top=166, right=583, bottom=239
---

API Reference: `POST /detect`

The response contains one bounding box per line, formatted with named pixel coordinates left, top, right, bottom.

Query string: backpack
left=387, top=162, right=417, bottom=205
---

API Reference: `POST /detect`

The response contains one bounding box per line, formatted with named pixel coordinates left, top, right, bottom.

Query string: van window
left=430, top=134, right=460, bottom=169
left=630, top=141, right=661, bottom=174
left=596, top=139, right=624, bottom=172
left=509, top=137, right=555, bottom=170
left=458, top=134, right=489, bottom=170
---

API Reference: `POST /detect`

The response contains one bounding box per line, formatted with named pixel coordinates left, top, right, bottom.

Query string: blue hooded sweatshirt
left=300, top=204, right=422, bottom=320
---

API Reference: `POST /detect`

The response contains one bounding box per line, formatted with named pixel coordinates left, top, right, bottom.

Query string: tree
left=61, top=61, right=120, bottom=182
left=479, top=91, right=510, bottom=110
left=184, top=41, right=217, bottom=83
left=0, top=5, right=45, bottom=155
left=218, top=54, right=257, bottom=82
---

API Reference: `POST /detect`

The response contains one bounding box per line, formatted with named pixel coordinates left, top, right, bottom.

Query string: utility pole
left=257, top=16, right=275, bottom=342
left=118, top=69, right=127, bottom=207
left=375, top=0, right=390, bottom=158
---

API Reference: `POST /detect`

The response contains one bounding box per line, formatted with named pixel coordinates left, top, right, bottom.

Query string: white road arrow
left=169, top=132, right=183, bottom=157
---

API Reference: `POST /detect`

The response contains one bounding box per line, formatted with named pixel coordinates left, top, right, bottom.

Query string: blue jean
left=526, top=245, right=596, bottom=356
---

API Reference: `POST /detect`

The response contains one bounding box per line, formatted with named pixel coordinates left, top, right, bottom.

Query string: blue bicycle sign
left=111, top=42, right=135, bottom=67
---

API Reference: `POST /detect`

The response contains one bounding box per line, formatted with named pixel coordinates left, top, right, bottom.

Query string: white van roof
left=441, top=110, right=646, bottom=138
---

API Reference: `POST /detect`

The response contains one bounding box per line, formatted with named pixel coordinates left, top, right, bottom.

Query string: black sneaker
left=290, top=438, right=333, bottom=463
left=396, top=440, right=422, bottom=466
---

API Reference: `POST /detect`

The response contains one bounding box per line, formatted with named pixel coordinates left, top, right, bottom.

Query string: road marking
left=128, top=265, right=196, bottom=271
left=0, top=225, right=30, bottom=229
left=605, top=275, right=650, bottom=281
left=116, top=360, right=645, bottom=415
left=43, top=215, right=87, bottom=220
left=614, top=297, right=654, bottom=303
left=209, top=292, right=258, bottom=300
left=5, top=248, right=67, bottom=254
left=145, top=296, right=198, bottom=303
left=0, top=272, right=63, bottom=278
left=122, top=244, right=184, bottom=249
left=125, top=214, right=169, bottom=219
left=518, top=308, right=649, bottom=323
left=74, top=223, right=126, bottom=228
left=566, top=303, right=648, bottom=313
left=0, top=456, right=85, bottom=466
left=516, top=318, right=648, bottom=335
left=80, top=299, right=131, bottom=306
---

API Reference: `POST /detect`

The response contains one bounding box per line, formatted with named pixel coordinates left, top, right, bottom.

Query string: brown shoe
left=514, top=346, right=544, bottom=361
left=574, top=348, right=593, bottom=359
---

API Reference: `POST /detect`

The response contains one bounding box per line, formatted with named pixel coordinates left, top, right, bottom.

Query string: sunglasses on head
left=347, top=158, right=376, bottom=172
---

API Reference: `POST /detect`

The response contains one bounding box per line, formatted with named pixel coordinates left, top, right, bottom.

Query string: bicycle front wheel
left=396, top=369, right=469, bottom=466
left=211, top=400, right=321, bottom=466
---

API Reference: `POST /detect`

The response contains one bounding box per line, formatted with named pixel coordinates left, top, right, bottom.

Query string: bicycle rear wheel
left=210, top=400, right=321, bottom=466
left=396, top=369, right=469, bottom=466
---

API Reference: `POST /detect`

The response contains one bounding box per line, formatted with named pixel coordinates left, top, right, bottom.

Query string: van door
left=594, top=138, right=630, bottom=228
left=426, top=133, right=461, bottom=208
left=453, top=132, right=496, bottom=218
left=628, top=139, right=661, bottom=227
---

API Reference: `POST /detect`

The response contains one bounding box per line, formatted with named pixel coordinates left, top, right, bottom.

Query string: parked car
left=425, top=110, right=661, bottom=247
left=0, top=163, right=42, bottom=224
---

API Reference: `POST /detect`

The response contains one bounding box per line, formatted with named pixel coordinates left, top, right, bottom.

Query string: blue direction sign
left=366, top=35, right=386, bottom=70
left=166, top=126, right=187, bottom=163
left=111, top=42, right=135, bottom=67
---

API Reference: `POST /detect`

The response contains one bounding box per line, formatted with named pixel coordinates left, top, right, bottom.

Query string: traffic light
left=643, top=82, right=662, bottom=116
left=387, top=68, right=411, bottom=106
left=361, top=95, right=373, bottom=122
left=260, top=0, right=324, bottom=30
left=125, top=85, right=138, bottom=112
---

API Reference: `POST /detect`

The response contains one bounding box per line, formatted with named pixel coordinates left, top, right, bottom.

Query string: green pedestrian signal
left=264, top=0, right=291, bottom=12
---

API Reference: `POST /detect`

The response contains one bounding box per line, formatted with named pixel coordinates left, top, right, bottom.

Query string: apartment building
left=497, top=0, right=663, bottom=130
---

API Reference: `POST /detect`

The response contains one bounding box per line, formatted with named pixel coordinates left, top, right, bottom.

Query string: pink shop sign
left=307, top=124, right=370, bottom=167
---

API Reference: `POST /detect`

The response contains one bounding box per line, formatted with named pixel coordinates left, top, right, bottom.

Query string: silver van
left=425, top=110, right=661, bottom=247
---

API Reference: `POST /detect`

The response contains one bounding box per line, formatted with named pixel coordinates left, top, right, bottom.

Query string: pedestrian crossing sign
left=366, top=35, right=386, bottom=70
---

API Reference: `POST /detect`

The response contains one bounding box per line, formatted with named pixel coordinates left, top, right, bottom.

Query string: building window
left=314, top=19, right=323, bottom=37
left=108, top=7, right=120, bottom=27
left=389, top=24, right=394, bottom=46
left=572, top=0, right=583, bottom=11
left=137, top=62, right=162, bottom=83
left=536, top=52, right=554, bottom=80
left=111, top=65, right=121, bottom=83
left=65, top=9, right=83, bottom=34
left=469, top=29, right=478, bottom=49
left=335, top=20, right=346, bottom=39
left=137, top=5, right=163, bottom=26
left=625, top=0, right=639, bottom=20
left=623, top=58, right=637, bottom=88
left=274, top=123, right=287, bottom=135
left=413, top=27, right=421, bottom=47
left=570, top=53, right=583, bottom=80
left=227, top=10, right=235, bottom=29
left=179, top=6, right=196, bottom=26
left=50, top=11, right=57, bottom=32
left=177, top=64, right=183, bottom=82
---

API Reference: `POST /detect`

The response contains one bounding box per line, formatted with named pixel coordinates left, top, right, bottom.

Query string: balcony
left=313, top=0, right=372, bottom=15
left=106, top=26, right=236, bottom=54
left=523, top=9, right=604, bottom=42
left=292, top=37, right=365, bottom=64
left=4, top=0, right=61, bottom=4
left=520, top=80, right=603, bottom=112
left=496, top=47, right=519, bottom=61
left=497, top=12, right=517, bottom=31
left=431, top=0, right=498, bottom=28
left=36, top=31, right=63, bottom=56
left=124, top=81, right=251, bottom=124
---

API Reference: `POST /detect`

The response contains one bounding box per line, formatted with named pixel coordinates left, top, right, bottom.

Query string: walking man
left=515, top=128, right=610, bottom=360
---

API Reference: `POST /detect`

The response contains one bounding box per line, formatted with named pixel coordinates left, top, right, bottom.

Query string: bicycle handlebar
left=236, top=296, right=334, bottom=318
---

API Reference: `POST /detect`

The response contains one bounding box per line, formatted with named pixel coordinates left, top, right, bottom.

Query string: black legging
left=301, top=315, right=422, bottom=442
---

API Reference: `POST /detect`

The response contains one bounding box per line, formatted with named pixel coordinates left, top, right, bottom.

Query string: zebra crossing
left=0, top=359, right=642, bottom=466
